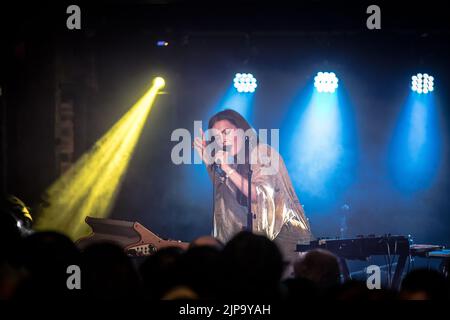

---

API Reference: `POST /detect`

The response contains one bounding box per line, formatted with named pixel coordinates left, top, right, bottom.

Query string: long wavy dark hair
left=208, top=109, right=258, bottom=206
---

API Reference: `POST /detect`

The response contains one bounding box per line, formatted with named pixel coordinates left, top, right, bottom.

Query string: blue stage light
left=156, top=40, right=169, bottom=47
left=233, top=73, right=257, bottom=93
left=389, top=93, right=442, bottom=192
left=314, top=72, right=339, bottom=93
left=411, top=73, right=434, bottom=94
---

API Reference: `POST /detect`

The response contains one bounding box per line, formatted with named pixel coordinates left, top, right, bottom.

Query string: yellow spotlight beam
left=35, top=77, right=165, bottom=240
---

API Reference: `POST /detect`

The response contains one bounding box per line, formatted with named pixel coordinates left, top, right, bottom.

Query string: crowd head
left=0, top=199, right=449, bottom=301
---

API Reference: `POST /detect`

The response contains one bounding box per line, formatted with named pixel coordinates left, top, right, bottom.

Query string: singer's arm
left=221, top=163, right=257, bottom=202
left=194, top=132, right=257, bottom=200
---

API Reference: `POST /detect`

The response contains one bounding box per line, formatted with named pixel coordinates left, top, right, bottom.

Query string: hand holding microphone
left=193, top=127, right=232, bottom=179
left=214, top=149, right=228, bottom=165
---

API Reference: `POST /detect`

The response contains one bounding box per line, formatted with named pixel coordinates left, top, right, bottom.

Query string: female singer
left=193, top=109, right=312, bottom=263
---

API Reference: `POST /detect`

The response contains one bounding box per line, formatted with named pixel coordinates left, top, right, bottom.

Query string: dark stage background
left=1, top=1, right=449, bottom=254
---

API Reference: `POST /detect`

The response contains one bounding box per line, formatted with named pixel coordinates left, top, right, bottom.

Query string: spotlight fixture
left=314, top=72, right=339, bottom=93
left=156, top=40, right=169, bottom=47
left=233, top=73, right=257, bottom=93
left=411, top=73, right=434, bottom=94
left=153, top=77, right=165, bottom=89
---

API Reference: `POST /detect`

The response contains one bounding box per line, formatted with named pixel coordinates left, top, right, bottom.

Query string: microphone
left=213, top=163, right=227, bottom=179
left=213, top=143, right=227, bottom=179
